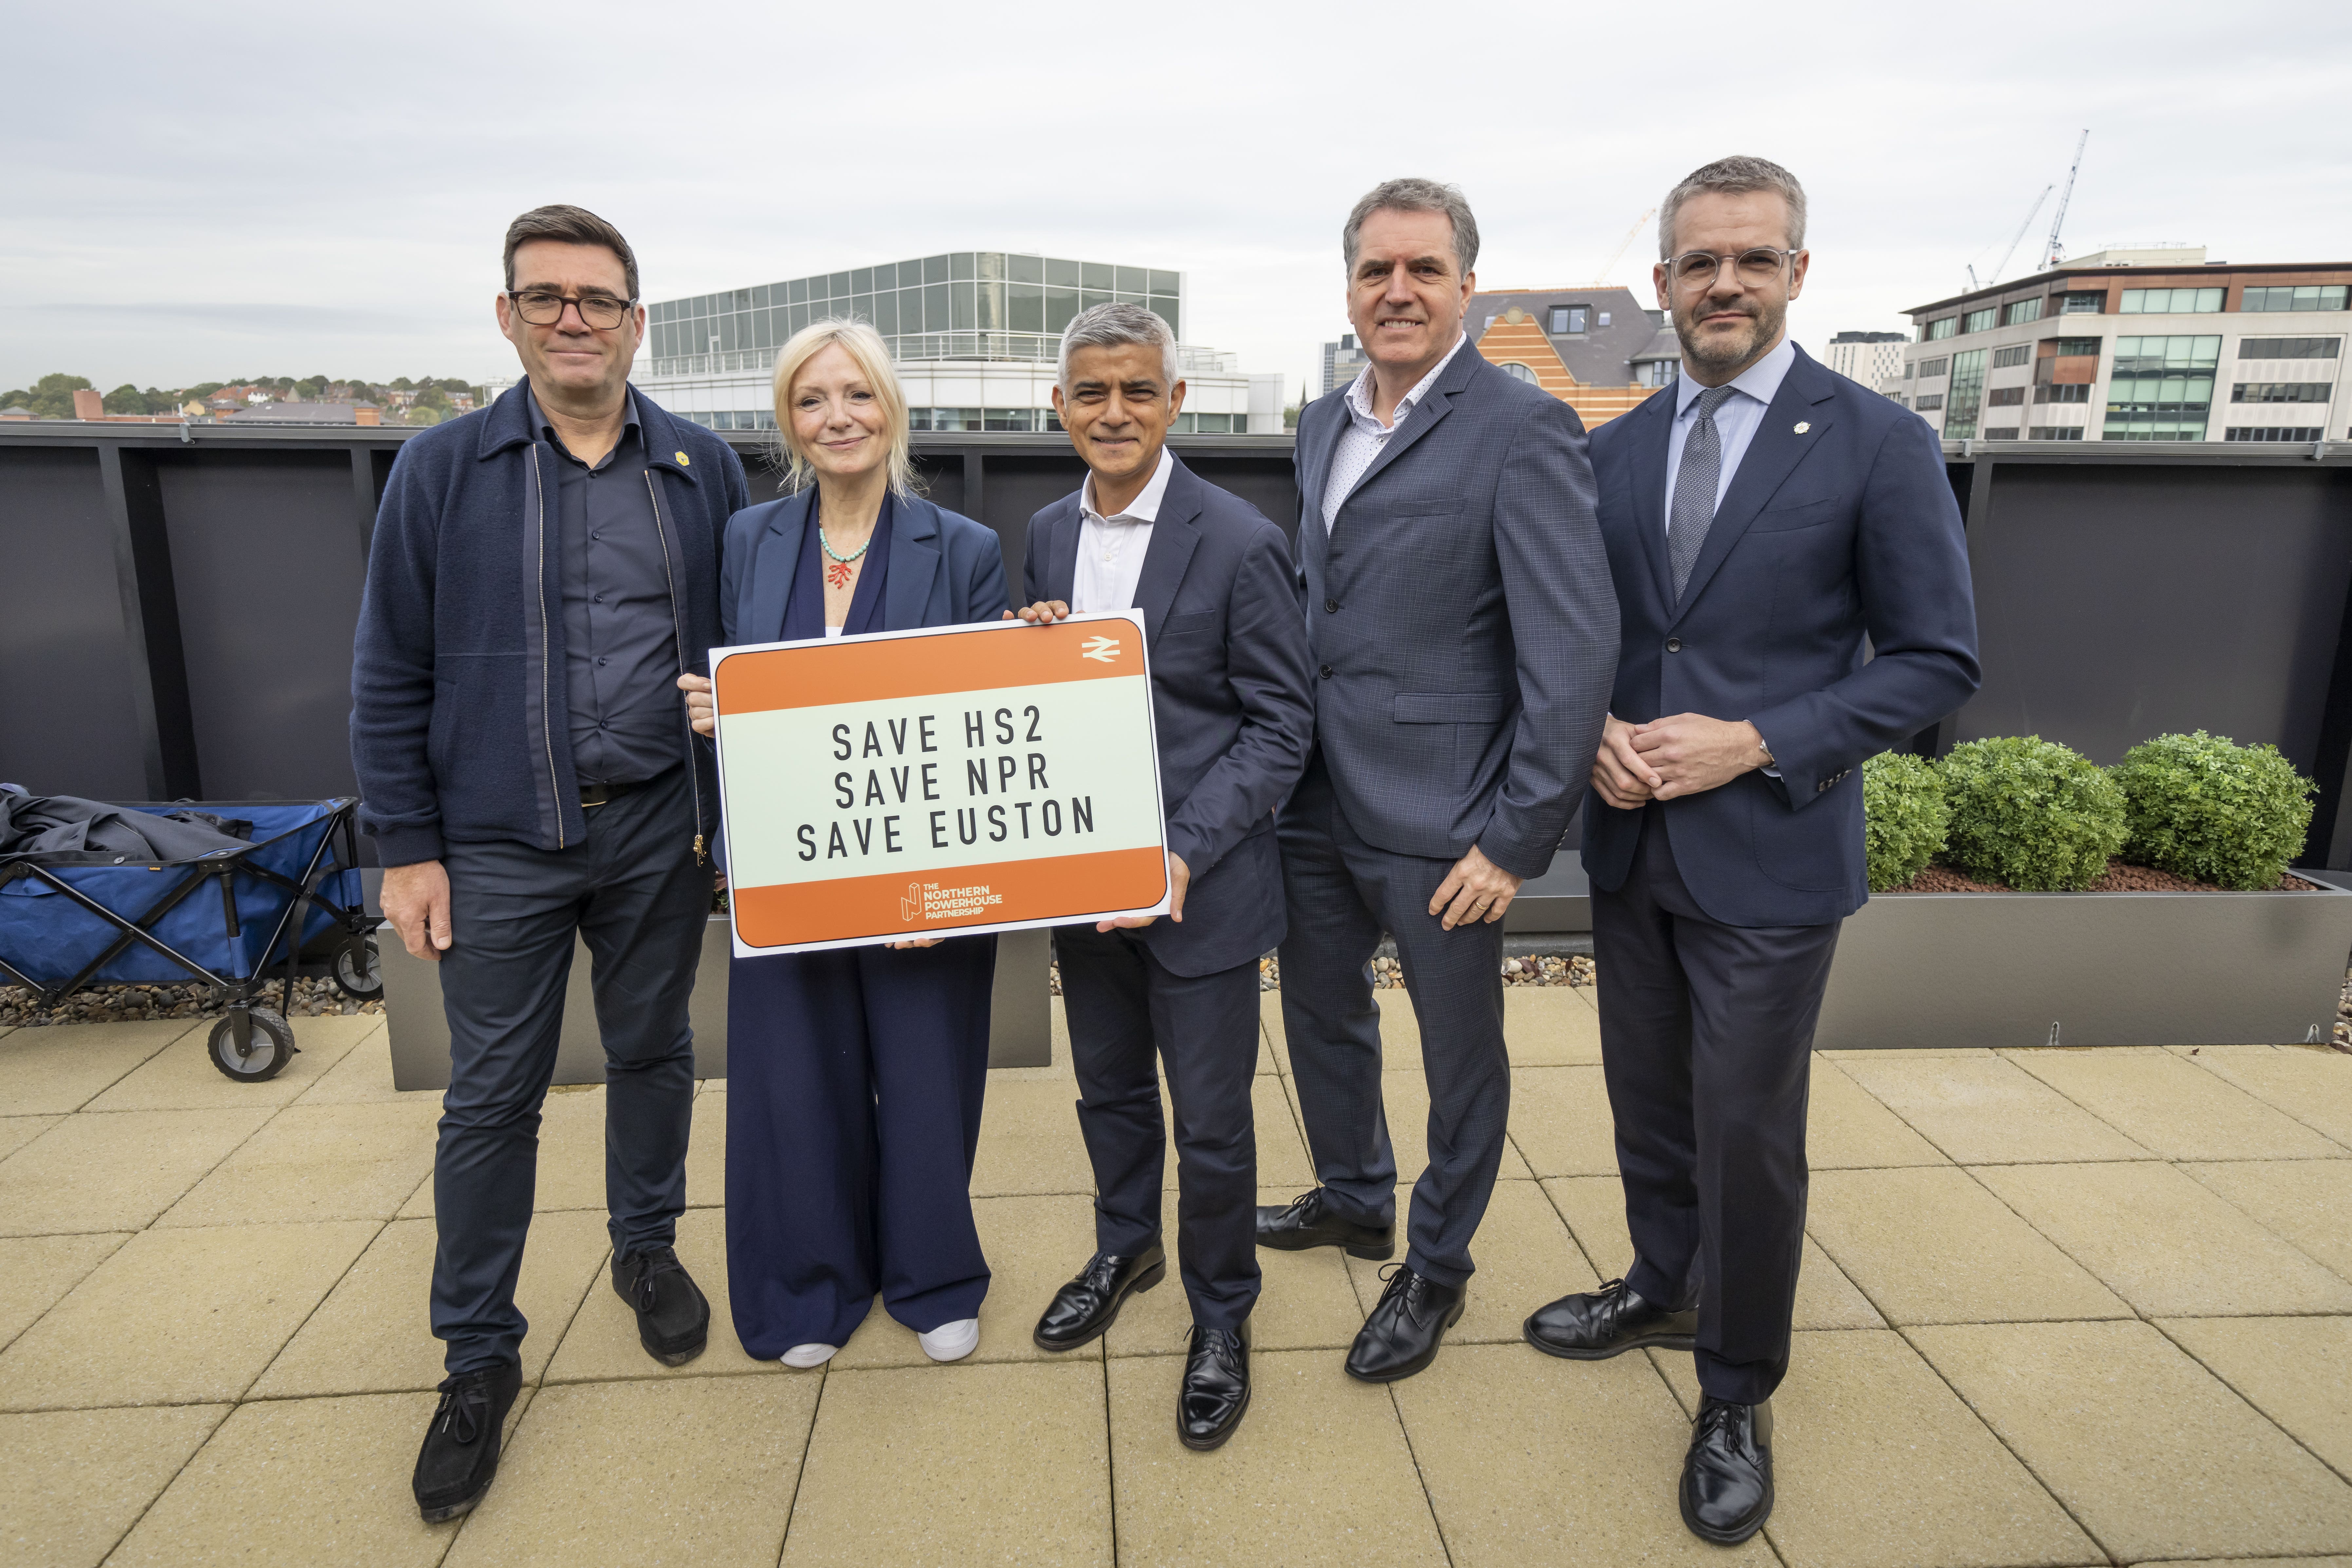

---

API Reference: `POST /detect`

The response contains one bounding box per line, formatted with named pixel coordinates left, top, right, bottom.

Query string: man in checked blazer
left=1262, top=177, right=1620, bottom=1384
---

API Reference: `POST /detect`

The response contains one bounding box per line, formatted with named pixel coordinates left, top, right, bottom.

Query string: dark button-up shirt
left=530, top=388, right=682, bottom=785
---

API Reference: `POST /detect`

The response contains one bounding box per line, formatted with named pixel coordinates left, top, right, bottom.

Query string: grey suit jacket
left=1293, top=346, right=1619, bottom=879
left=1023, top=458, right=1316, bottom=976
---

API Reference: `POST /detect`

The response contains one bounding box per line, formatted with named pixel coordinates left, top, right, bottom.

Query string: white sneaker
left=918, top=1317, right=980, bottom=1363
left=780, top=1343, right=838, bottom=1369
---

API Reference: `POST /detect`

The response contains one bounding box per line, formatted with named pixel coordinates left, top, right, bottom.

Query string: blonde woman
left=678, top=320, right=1009, bottom=1367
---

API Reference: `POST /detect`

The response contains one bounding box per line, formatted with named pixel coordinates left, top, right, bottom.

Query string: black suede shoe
left=1343, top=1264, right=1463, bottom=1383
left=1681, top=1395, right=1774, bottom=1544
left=1523, top=1277, right=1697, bottom=1360
left=412, top=1363, right=521, bottom=1523
left=613, top=1246, right=709, bottom=1367
left=1255, top=1188, right=1396, bottom=1260
left=1033, top=1244, right=1168, bottom=1351
left=1178, top=1321, right=1251, bottom=1451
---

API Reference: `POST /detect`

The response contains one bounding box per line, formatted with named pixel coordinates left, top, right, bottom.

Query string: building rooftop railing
left=643, top=333, right=1240, bottom=379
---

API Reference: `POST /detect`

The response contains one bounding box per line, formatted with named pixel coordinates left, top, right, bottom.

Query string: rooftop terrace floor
left=3, top=988, right=2351, bottom=1566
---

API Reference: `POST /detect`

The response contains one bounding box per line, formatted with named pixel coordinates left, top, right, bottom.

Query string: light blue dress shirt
left=1661, top=334, right=1797, bottom=535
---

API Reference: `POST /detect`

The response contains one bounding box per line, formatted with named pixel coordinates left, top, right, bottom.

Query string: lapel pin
left=1793, top=421, right=1811, bottom=435
left=676, top=451, right=691, bottom=465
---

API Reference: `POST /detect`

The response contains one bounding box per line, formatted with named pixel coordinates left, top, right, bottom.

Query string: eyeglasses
left=507, top=289, right=637, bottom=330
left=1667, top=248, right=1801, bottom=290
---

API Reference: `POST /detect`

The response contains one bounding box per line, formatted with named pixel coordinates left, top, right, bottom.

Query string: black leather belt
left=579, top=777, right=654, bottom=807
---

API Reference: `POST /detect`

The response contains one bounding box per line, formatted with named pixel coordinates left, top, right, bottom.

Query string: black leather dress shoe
left=1523, top=1277, right=1697, bottom=1360
left=1255, top=1188, right=1396, bottom=1260
left=613, top=1246, right=709, bottom=1367
left=412, top=1363, right=522, bottom=1522
left=1033, top=1244, right=1167, bottom=1351
left=1681, top=1394, right=1774, bottom=1544
left=1344, top=1265, right=1464, bottom=1382
left=1178, top=1321, right=1251, bottom=1450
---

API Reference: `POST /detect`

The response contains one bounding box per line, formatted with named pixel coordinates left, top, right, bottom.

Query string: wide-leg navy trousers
left=724, top=934, right=997, bottom=1356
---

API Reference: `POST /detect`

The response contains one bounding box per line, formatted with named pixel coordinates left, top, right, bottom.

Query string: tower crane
left=1967, top=184, right=2054, bottom=291
left=1591, top=208, right=1657, bottom=284
left=2043, top=129, right=2090, bottom=270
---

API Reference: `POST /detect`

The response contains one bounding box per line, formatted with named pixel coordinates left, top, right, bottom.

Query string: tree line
left=1, top=372, right=485, bottom=423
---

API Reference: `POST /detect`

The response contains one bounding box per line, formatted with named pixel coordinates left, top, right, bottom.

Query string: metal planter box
left=1814, top=881, right=2352, bottom=1051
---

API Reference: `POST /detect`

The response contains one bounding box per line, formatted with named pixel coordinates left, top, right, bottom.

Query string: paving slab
left=832, top=1192, right=1098, bottom=1369
left=0, top=1112, right=62, bottom=1162
left=2135, top=1560, right=2352, bottom=1568
left=445, top=1376, right=812, bottom=1568
left=1105, top=1185, right=1370, bottom=1357
left=160, top=1099, right=441, bottom=1227
left=971, top=1076, right=1095, bottom=1198
left=1913, top=1319, right=2352, bottom=1561
left=0, top=1219, right=377, bottom=1409
left=1808, top=1058, right=1952, bottom=1168
left=1107, top=1347, right=1447, bottom=1566
left=780, top=1359, right=1111, bottom=1568
left=1819, top=1045, right=1998, bottom=1059
left=1503, top=985, right=1604, bottom=1065
left=0, top=1403, right=227, bottom=1568
left=1540, top=1174, right=1885, bottom=1330
left=2163, top=1314, right=2352, bottom=1480
left=0, top=1232, right=129, bottom=1353
left=1651, top=1328, right=2101, bottom=1568
left=289, top=1021, right=418, bottom=1105
left=2006, top=1046, right=2342, bottom=1161
left=542, top=1207, right=774, bottom=1383
left=2184, top=1159, right=2352, bottom=1281
left=1363, top=1067, right=1533, bottom=1185
left=2178, top=1042, right=2352, bottom=1148
left=82, top=1013, right=378, bottom=1111
left=1506, top=1064, right=1620, bottom=1178
left=253, top=1209, right=612, bottom=1398
left=0, top=1106, right=271, bottom=1236
left=109, top=1390, right=481, bottom=1568
left=1395, top=1340, right=1771, bottom=1565
left=1255, top=989, right=1281, bottom=1075
left=398, top=1084, right=610, bottom=1219
left=1978, top=1161, right=2352, bottom=1316
left=1340, top=1177, right=1596, bottom=1345
left=1832, top=1053, right=2156, bottom=1164
left=1805, top=1166, right=2130, bottom=1325
left=0, top=1019, right=195, bottom=1115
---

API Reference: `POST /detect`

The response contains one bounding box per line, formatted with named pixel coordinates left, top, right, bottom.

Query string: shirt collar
left=1673, top=334, right=1796, bottom=418
left=1081, top=445, right=1175, bottom=525
left=1344, top=331, right=1469, bottom=431
left=525, top=383, right=640, bottom=455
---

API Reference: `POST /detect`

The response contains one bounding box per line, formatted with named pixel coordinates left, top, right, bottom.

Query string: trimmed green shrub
left=2113, top=730, right=2314, bottom=889
left=1863, top=751, right=1950, bottom=891
left=1939, top=736, right=2127, bottom=891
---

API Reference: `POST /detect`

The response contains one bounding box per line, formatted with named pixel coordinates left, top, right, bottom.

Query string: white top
left=1321, top=332, right=1469, bottom=533
left=1662, top=335, right=1797, bottom=534
left=824, top=625, right=843, bottom=639
left=1070, top=446, right=1174, bottom=614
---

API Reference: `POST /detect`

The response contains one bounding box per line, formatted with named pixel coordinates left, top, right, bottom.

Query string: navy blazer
left=719, top=487, right=1009, bottom=646
left=1293, top=344, right=1620, bottom=880
left=1023, top=458, right=1316, bottom=977
left=1581, top=343, right=1982, bottom=927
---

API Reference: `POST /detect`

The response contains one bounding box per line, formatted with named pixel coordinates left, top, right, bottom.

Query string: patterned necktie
left=1668, top=384, right=1736, bottom=602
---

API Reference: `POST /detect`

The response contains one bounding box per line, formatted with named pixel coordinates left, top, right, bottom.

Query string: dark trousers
left=724, top=934, right=996, bottom=1356
left=1276, top=755, right=1510, bottom=1288
left=1593, top=805, right=1841, bottom=1404
left=1057, top=923, right=1261, bottom=1330
left=431, top=766, right=708, bottom=1376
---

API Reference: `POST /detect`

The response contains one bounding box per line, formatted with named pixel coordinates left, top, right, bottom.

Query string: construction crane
left=1591, top=208, right=1657, bottom=283
left=1967, top=184, right=2054, bottom=291
left=2043, top=129, right=2091, bottom=270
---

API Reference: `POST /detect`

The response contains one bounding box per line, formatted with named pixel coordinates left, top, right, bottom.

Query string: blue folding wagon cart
left=0, top=797, right=381, bottom=1081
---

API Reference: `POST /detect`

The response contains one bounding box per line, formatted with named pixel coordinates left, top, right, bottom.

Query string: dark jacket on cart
left=350, top=383, right=749, bottom=868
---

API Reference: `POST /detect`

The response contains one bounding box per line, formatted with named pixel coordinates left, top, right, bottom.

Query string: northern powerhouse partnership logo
left=901, top=881, right=1005, bottom=922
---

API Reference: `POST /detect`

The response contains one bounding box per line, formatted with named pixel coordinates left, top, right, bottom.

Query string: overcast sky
left=7, top=1, right=2349, bottom=400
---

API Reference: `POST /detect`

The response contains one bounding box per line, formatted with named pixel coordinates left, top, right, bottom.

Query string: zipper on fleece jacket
left=644, top=469, right=709, bottom=865
left=529, top=447, right=567, bottom=849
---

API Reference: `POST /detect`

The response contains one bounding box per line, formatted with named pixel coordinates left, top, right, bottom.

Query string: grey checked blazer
left=1293, top=346, right=1619, bottom=879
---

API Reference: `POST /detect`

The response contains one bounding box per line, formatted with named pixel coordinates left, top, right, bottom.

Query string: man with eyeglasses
left=1521, top=157, right=1978, bottom=1544
left=352, top=203, right=748, bottom=1523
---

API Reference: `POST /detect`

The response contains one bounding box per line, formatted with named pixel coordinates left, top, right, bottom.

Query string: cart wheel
left=208, top=1009, right=294, bottom=1082
left=332, top=935, right=384, bottom=1001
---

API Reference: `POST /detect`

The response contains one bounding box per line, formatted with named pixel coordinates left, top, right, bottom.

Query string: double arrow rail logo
left=1080, top=635, right=1121, bottom=663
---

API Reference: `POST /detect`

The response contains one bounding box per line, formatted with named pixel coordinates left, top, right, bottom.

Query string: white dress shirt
left=1070, top=446, right=1174, bottom=614
left=1661, top=335, right=1796, bottom=535
left=1321, top=332, right=1469, bottom=533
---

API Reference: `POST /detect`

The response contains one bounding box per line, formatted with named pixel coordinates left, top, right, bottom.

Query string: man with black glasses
left=351, top=204, right=748, bottom=1522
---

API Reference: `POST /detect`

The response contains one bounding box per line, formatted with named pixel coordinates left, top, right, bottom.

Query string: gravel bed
left=1046, top=951, right=1598, bottom=996
left=1890, top=860, right=2321, bottom=894
left=1, top=978, right=385, bottom=1028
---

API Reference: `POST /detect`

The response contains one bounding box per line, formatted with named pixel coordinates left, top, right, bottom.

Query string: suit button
left=1325, top=598, right=1339, bottom=613
left=1319, top=664, right=1334, bottom=680
left=1665, top=638, right=1682, bottom=653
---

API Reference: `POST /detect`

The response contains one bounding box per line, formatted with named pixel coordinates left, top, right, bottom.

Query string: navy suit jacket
left=719, top=488, right=1008, bottom=647
left=1293, top=345, right=1619, bottom=880
left=1581, top=343, right=1981, bottom=927
left=1023, top=458, right=1316, bottom=977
